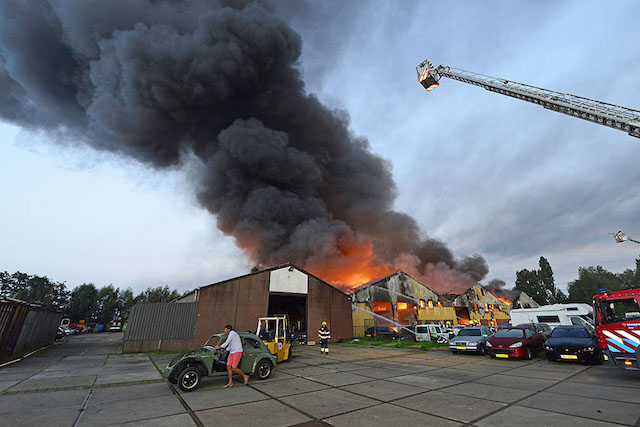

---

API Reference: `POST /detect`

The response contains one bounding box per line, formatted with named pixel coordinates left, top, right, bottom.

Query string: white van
left=415, top=324, right=449, bottom=342
left=510, top=304, right=593, bottom=330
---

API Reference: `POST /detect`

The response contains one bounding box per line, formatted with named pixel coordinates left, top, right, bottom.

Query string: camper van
left=510, top=304, right=593, bottom=330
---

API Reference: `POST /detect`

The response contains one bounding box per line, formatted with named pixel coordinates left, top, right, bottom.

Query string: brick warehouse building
left=123, top=264, right=353, bottom=352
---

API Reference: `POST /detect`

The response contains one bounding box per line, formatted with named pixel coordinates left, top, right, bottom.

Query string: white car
left=415, top=324, right=449, bottom=342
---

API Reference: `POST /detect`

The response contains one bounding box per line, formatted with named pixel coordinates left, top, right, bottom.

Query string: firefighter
left=318, top=321, right=331, bottom=354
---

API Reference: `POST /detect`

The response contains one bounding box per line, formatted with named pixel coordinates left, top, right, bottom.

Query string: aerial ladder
left=417, top=60, right=640, bottom=139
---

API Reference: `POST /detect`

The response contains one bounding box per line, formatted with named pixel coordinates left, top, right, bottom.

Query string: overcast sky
left=1, top=1, right=639, bottom=294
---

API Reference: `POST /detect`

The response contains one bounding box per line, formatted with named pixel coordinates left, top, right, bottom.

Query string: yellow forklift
left=256, top=315, right=292, bottom=362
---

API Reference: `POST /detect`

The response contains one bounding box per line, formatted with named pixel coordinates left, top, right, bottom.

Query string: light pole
left=614, top=231, right=640, bottom=245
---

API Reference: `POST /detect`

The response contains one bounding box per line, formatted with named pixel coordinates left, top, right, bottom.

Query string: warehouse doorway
left=268, top=293, right=307, bottom=339
left=455, top=307, right=470, bottom=325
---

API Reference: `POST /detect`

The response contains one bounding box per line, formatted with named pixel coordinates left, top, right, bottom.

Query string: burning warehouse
left=448, top=284, right=511, bottom=326
left=509, top=291, right=540, bottom=309
left=350, top=271, right=457, bottom=336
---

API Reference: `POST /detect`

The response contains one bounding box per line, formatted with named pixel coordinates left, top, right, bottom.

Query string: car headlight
left=583, top=347, right=595, bottom=352
left=509, top=342, right=523, bottom=348
left=544, top=345, right=552, bottom=351
left=486, top=342, right=492, bottom=347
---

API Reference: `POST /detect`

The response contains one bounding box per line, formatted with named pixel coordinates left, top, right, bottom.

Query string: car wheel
left=525, top=347, right=533, bottom=360
left=255, top=359, right=272, bottom=380
left=178, top=367, right=201, bottom=392
left=546, top=354, right=556, bottom=362
left=450, top=350, right=457, bottom=354
left=479, top=344, right=486, bottom=356
left=591, top=350, right=604, bottom=365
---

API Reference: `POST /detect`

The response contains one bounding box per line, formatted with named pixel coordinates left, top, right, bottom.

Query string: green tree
left=9, top=272, right=29, bottom=299
left=617, top=257, right=640, bottom=289
left=515, top=257, right=567, bottom=305
left=0, top=271, right=69, bottom=308
left=117, top=288, right=135, bottom=321
left=0, top=271, right=13, bottom=298
left=515, top=268, right=547, bottom=305
left=95, top=285, right=119, bottom=324
left=538, top=256, right=568, bottom=304
left=567, top=266, right=622, bottom=303
left=135, top=285, right=181, bottom=304
left=68, top=283, right=99, bottom=322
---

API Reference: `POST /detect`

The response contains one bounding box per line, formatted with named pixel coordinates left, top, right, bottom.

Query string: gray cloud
left=0, top=0, right=488, bottom=290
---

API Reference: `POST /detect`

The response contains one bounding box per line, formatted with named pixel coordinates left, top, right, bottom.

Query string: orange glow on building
left=497, top=296, right=512, bottom=305
left=304, top=239, right=398, bottom=291
left=397, top=302, right=408, bottom=310
left=373, top=302, right=392, bottom=313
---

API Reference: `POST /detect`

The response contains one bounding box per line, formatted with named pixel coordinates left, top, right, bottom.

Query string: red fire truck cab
left=593, top=288, right=640, bottom=371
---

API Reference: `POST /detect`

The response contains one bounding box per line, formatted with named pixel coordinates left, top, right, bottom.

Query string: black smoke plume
left=0, top=0, right=488, bottom=289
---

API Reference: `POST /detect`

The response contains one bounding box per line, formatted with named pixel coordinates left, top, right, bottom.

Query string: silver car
left=448, top=326, right=493, bottom=355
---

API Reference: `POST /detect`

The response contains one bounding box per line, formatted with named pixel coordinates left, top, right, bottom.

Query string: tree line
left=513, top=256, right=640, bottom=304
left=0, top=271, right=183, bottom=324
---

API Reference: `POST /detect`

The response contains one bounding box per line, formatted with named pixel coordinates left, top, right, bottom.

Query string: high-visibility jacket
left=318, top=327, right=331, bottom=340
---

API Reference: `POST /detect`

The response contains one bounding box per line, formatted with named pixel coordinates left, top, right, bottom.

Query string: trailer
left=510, top=304, right=593, bottom=330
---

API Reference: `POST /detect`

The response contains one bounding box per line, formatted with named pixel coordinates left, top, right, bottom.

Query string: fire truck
left=593, top=288, right=640, bottom=371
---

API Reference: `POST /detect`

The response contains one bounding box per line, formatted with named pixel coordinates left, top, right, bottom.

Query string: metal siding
left=0, top=302, right=29, bottom=358
left=124, top=302, right=197, bottom=341
left=13, top=308, right=62, bottom=354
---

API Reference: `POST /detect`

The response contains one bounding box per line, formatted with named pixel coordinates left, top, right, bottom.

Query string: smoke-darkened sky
left=1, top=1, right=639, bottom=294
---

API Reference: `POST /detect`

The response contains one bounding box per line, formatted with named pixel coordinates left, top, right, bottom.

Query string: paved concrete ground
left=1, top=334, right=640, bottom=426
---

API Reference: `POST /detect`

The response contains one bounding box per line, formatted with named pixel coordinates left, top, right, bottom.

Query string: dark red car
left=486, top=327, right=544, bottom=359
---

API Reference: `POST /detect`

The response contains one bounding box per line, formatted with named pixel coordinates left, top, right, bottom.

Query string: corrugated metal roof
left=124, top=302, right=197, bottom=341
left=181, top=262, right=351, bottom=300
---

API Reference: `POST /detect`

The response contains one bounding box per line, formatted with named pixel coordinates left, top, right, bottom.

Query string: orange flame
left=304, top=238, right=397, bottom=291
left=497, top=296, right=513, bottom=305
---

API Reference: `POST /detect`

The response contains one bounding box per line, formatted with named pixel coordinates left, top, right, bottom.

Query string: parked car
left=414, top=324, right=449, bottom=343
left=291, top=330, right=307, bottom=344
left=398, top=325, right=416, bottom=341
left=487, top=327, right=544, bottom=359
left=364, top=326, right=398, bottom=339
left=544, top=325, right=603, bottom=364
left=59, top=325, right=76, bottom=335
left=516, top=323, right=552, bottom=340
left=452, top=325, right=466, bottom=336
left=55, top=327, right=67, bottom=341
left=165, top=333, right=277, bottom=391
left=448, top=326, right=493, bottom=355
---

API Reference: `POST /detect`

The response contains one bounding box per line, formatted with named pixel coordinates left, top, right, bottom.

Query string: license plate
left=456, top=346, right=467, bottom=350
left=560, top=354, right=578, bottom=360
left=496, top=354, right=509, bottom=358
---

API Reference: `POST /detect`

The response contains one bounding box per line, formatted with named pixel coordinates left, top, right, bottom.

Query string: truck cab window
left=600, top=298, right=640, bottom=324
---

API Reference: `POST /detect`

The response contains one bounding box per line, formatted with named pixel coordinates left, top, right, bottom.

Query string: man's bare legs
left=225, top=365, right=249, bottom=387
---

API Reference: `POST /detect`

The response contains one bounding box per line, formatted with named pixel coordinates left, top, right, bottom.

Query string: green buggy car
left=164, top=332, right=277, bottom=391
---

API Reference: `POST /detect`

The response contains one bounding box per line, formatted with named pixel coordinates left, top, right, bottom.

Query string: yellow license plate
left=560, top=354, right=578, bottom=360
left=496, top=354, right=509, bottom=358
left=456, top=346, right=467, bottom=350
